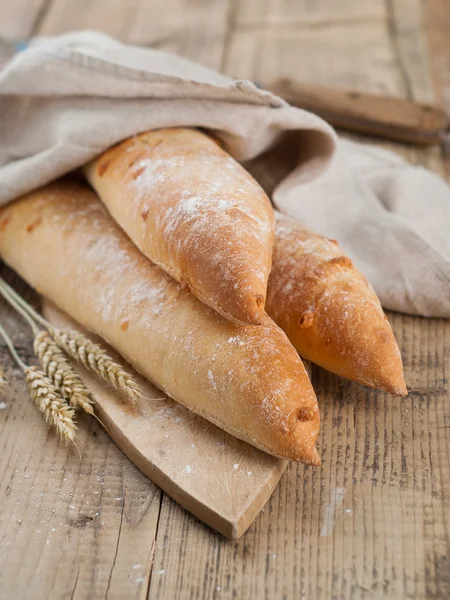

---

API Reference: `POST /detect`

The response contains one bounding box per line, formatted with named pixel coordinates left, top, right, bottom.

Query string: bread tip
left=379, top=373, right=407, bottom=397
left=395, top=381, right=408, bottom=398
left=305, top=446, right=321, bottom=467
left=387, top=370, right=408, bottom=396
left=246, top=293, right=266, bottom=325
left=219, top=294, right=267, bottom=325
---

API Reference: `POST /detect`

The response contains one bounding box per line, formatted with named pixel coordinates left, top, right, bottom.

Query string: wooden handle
left=265, top=78, right=449, bottom=145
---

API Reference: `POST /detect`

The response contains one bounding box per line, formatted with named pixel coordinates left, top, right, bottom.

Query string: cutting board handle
left=266, top=78, right=448, bottom=145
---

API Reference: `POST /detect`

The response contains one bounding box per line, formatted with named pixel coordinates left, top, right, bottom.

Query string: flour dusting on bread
left=0, top=180, right=321, bottom=463
left=84, top=128, right=275, bottom=325
left=267, top=214, right=406, bottom=396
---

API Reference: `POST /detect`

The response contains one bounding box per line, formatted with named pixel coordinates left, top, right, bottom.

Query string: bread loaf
left=84, top=128, right=275, bottom=326
left=267, top=214, right=407, bottom=396
left=0, top=180, right=320, bottom=464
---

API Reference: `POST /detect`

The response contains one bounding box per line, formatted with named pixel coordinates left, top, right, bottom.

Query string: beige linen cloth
left=1, top=31, right=449, bottom=318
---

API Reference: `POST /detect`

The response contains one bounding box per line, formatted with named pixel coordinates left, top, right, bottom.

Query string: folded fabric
left=275, top=140, right=450, bottom=317
left=0, top=30, right=449, bottom=317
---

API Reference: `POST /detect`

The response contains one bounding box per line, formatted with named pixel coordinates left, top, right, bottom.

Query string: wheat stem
left=51, top=329, right=143, bottom=403
left=34, top=330, right=95, bottom=415
left=0, top=322, right=27, bottom=370
left=0, top=280, right=40, bottom=335
left=0, top=278, right=51, bottom=330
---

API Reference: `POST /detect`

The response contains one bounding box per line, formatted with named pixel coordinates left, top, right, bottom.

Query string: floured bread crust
left=84, top=128, right=275, bottom=326
left=267, top=214, right=407, bottom=396
left=0, top=181, right=320, bottom=464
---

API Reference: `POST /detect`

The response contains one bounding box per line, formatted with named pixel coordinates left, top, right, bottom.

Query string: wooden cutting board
left=43, top=302, right=289, bottom=539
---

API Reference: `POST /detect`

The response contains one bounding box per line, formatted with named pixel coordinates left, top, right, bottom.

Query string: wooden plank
left=235, top=0, right=386, bottom=26
left=0, top=0, right=48, bottom=65
left=37, top=0, right=230, bottom=68
left=0, top=0, right=48, bottom=41
left=224, top=23, right=407, bottom=96
left=426, top=0, right=450, bottom=109
left=147, top=1, right=450, bottom=598
left=227, top=0, right=434, bottom=102
left=387, top=0, right=435, bottom=103
left=425, top=0, right=450, bottom=179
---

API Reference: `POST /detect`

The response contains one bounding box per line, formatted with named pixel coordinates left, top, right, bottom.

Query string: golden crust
left=84, top=128, right=275, bottom=326
left=267, top=214, right=407, bottom=396
left=0, top=180, right=320, bottom=464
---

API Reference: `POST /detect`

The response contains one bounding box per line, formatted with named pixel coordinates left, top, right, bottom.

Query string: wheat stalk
left=0, top=280, right=40, bottom=335
left=34, top=330, right=95, bottom=415
left=25, top=366, right=77, bottom=443
left=51, top=329, right=143, bottom=403
left=0, top=278, right=50, bottom=330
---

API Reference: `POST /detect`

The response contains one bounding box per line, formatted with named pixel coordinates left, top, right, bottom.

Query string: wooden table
left=1, top=1, right=449, bottom=598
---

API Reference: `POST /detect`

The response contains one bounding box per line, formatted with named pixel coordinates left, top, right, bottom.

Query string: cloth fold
left=0, top=30, right=449, bottom=317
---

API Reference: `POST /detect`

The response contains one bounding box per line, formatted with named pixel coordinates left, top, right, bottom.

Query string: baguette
left=83, top=128, right=275, bottom=326
left=0, top=180, right=320, bottom=464
left=267, top=214, right=407, bottom=396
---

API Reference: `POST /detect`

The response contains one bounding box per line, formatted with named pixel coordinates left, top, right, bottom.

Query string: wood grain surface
left=0, top=0, right=449, bottom=599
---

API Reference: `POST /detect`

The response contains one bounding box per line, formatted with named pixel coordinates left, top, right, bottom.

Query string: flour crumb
left=184, top=465, right=192, bottom=474
left=207, top=369, right=216, bottom=389
left=233, top=463, right=239, bottom=470
left=0, top=402, right=8, bottom=410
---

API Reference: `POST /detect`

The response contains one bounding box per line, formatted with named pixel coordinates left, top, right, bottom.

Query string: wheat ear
left=25, top=367, right=77, bottom=443
left=0, top=322, right=76, bottom=443
left=34, top=330, right=95, bottom=415
left=51, top=329, right=143, bottom=403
